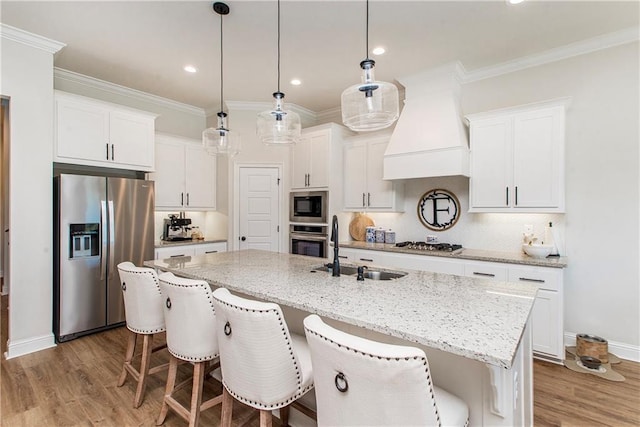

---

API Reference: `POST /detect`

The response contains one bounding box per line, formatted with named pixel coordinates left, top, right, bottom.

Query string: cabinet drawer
left=194, top=242, right=227, bottom=255
left=507, top=265, right=562, bottom=291
left=155, top=246, right=194, bottom=259
left=463, top=261, right=508, bottom=281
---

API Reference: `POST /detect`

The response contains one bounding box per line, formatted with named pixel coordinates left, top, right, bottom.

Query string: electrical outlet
left=523, top=224, right=533, bottom=234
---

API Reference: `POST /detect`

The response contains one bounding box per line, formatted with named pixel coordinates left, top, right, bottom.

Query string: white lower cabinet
left=506, top=265, right=563, bottom=362
left=339, top=246, right=564, bottom=362
left=155, top=242, right=227, bottom=260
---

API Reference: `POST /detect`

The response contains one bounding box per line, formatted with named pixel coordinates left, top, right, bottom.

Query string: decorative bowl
left=522, top=243, right=553, bottom=259
left=579, top=355, right=602, bottom=369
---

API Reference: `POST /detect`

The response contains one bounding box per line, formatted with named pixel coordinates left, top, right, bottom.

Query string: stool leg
left=157, top=355, right=178, bottom=425
left=221, top=387, right=233, bottom=427
left=280, top=405, right=290, bottom=427
left=118, top=330, right=137, bottom=387
left=259, top=409, right=273, bottom=427
left=188, top=361, right=205, bottom=427
left=133, top=333, right=154, bottom=408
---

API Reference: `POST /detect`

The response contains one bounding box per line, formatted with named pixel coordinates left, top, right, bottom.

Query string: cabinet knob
left=241, top=236, right=247, bottom=241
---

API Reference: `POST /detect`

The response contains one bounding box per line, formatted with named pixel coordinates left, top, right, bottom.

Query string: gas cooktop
left=395, top=241, right=463, bottom=252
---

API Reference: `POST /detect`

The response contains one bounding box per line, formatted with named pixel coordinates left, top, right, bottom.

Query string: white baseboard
left=564, top=331, right=640, bottom=362
left=4, top=333, right=56, bottom=359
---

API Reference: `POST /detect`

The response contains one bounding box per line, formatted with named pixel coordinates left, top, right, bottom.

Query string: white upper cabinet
left=343, top=132, right=404, bottom=212
left=291, top=127, right=331, bottom=189
left=150, top=133, right=216, bottom=211
left=466, top=98, right=570, bottom=213
left=54, top=91, right=156, bottom=171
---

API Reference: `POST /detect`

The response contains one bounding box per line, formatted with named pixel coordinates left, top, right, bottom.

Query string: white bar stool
left=211, top=288, right=315, bottom=427
left=156, top=272, right=223, bottom=427
left=116, top=262, right=169, bottom=408
left=303, top=314, right=470, bottom=427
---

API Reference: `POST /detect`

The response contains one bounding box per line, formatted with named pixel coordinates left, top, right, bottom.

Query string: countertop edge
left=340, top=241, right=568, bottom=268
left=155, top=239, right=227, bottom=248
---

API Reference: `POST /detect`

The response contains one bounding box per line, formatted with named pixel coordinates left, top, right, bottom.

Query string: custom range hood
left=383, top=62, right=469, bottom=180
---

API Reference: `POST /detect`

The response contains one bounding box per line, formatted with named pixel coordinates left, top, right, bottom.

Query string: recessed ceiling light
left=290, top=79, right=301, bottom=86
left=507, top=0, right=525, bottom=4
left=372, top=47, right=385, bottom=56
left=184, top=65, right=197, bottom=73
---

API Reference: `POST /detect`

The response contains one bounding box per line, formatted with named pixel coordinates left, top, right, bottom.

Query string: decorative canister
left=365, top=226, right=376, bottom=243
left=384, top=229, right=396, bottom=244
left=375, top=228, right=385, bottom=243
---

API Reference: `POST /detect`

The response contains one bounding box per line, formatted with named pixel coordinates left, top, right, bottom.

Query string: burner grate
left=395, top=241, right=462, bottom=252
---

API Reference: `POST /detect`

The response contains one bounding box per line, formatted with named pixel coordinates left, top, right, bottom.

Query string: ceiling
left=2, top=1, right=638, bottom=113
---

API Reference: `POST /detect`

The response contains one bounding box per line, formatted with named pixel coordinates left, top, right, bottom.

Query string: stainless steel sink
left=312, top=264, right=359, bottom=276
left=364, top=270, right=407, bottom=280
left=312, top=264, right=407, bottom=280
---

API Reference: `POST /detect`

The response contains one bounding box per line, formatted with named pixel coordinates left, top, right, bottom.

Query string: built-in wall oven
left=290, top=224, right=328, bottom=258
left=290, top=191, right=327, bottom=224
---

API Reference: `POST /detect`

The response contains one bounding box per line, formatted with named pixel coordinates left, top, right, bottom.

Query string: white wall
left=0, top=33, right=60, bottom=357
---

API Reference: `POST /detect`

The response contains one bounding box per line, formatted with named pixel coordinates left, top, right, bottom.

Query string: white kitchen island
left=146, top=249, right=538, bottom=426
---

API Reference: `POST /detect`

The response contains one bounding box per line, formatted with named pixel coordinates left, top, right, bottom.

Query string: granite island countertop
left=340, top=240, right=568, bottom=268
left=145, top=249, right=537, bottom=369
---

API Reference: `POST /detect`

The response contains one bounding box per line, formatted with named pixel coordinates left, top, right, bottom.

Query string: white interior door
left=238, top=167, right=280, bottom=252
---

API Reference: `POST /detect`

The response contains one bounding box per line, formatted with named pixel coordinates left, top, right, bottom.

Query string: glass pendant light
left=256, top=0, right=301, bottom=145
left=341, top=0, right=399, bottom=132
left=203, top=2, right=240, bottom=156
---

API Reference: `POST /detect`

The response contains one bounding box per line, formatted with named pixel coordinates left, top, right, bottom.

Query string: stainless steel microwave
left=290, top=191, right=327, bottom=223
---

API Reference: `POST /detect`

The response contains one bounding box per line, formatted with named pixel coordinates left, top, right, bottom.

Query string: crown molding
left=464, top=26, right=640, bottom=83
left=54, top=68, right=206, bottom=117
left=0, top=23, right=65, bottom=54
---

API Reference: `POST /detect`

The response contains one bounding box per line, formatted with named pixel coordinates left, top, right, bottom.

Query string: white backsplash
left=154, top=211, right=228, bottom=242
left=349, top=176, right=566, bottom=255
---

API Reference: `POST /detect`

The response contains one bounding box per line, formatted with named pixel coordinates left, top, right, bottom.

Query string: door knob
left=241, top=236, right=247, bottom=241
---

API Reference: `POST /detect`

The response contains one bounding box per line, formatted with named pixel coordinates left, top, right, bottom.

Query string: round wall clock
left=417, top=189, right=460, bottom=231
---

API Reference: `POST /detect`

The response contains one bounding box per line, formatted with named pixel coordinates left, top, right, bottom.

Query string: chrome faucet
left=331, top=214, right=340, bottom=277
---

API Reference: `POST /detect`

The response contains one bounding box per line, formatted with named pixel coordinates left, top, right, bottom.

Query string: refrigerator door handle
left=100, top=200, right=108, bottom=280
left=108, top=200, right=115, bottom=275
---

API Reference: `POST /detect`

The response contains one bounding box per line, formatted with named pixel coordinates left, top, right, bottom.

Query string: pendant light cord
left=219, top=10, right=224, bottom=114
left=277, top=0, right=281, bottom=93
left=365, top=0, right=369, bottom=60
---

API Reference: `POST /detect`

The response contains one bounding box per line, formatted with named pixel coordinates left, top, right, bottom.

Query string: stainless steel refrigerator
left=54, top=174, right=155, bottom=342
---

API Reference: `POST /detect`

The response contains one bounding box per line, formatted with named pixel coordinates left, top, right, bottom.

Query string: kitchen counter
left=340, top=240, right=568, bottom=268
left=145, top=249, right=536, bottom=369
left=145, top=249, right=536, bottom=426
left=154, top=239, right=227, bottom=248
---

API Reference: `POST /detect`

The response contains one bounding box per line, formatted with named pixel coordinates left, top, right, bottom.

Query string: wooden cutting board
left=349, top=214, right=374, bottom=241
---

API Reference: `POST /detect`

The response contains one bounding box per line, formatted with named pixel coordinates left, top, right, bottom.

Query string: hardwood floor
left=1, top=294, right=639, bottom=426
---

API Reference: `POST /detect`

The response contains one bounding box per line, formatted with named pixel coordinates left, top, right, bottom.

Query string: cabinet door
left=529, top=289, right=560, bottom=357
left=508, top=265, right=563, bottom=360
left=343, top=142, right=367, bottom=209
left=56, top=97, right=110, bottom=163
left=152, top=137, right=186, bottom=209
left=469, top=117, right=512, bottom=209
left=291, top=135, right=312, bottom=189
left=366, top=139, right=394, bottom=209
left=513, top=107, right=563, bottom=209
left=308, top=131, right=330, bottom=188
left=109, top=111, right=154, bottom=169
left=185, top=145, right=217, bottom=209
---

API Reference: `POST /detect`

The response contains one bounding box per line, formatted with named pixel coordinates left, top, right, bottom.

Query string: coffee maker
left=162, top=214, right=192, bottom=241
